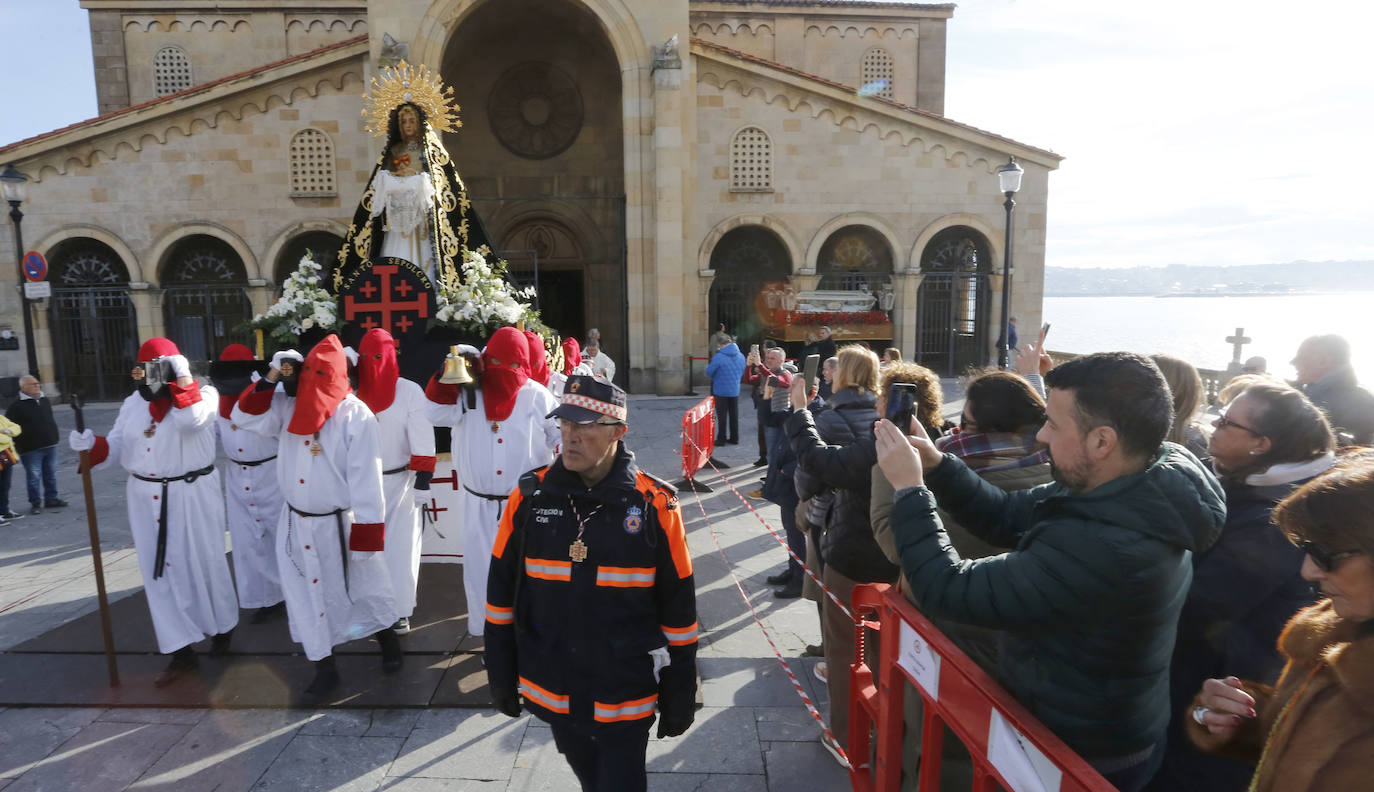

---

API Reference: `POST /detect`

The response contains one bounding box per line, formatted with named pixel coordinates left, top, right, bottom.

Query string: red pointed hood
left=216, top=343, right=256, bottom=418
left=357, top=327, right=399, bottom=414
left=287, top=335, right=351, bottom=435
left=524, top=331, right=550, bottom=386
left=481, top=327, right=530, bottom=422
left=138, top=337, right=179, bottom=362
left=561, top=338, right=581, bottom=375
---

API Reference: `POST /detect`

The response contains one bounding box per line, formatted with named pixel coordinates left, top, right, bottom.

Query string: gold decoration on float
left=361, top=60, right=462, bottom=138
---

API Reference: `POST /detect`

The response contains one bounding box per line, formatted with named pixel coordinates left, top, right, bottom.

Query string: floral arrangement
left=249, top=254, right=339, bottom=344
left=788, top=310, right=890, bottom=326
left=433, top=247, right=548, bottom=336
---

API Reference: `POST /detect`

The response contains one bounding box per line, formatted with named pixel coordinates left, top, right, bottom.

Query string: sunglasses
left=1298, top=540, right=1364, bottom=572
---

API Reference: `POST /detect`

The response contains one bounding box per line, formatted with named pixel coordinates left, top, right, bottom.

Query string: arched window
left=289, top=128, right=337, bottom=197
left=730, top=126, right=773, bottom=192
left=161, top=235, right=252, bottom=362
left=154, top=46, right=194, bottom=96
left=861, top=47, right=894, bottom=100
left=708, top=226, right=791, bottom=344
left=817, top=225, right=893, bottom=292
left=275, top=230, right=344, bottom=292
left=46, top=239, right=137, bottom=401
left=916, top=226, right=993, bottom=373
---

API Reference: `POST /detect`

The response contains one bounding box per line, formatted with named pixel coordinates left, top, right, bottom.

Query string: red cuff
left=87, top=435, right=110, bottom=468
left=349, top=522, right=385, bottom=552
left=425, top=375, right=460, bottom=405
left=238, top=382, right=275, bottom=415
left=169, top=380, right=202, bottom=408
left=409, top=454, right=437, bottom=473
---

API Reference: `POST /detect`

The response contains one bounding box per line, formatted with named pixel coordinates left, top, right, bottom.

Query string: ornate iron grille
left=50, top=287, right=139, bottom=401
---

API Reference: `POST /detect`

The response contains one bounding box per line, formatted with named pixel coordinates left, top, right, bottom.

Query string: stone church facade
left=0, top=0, right=1059, bottom=397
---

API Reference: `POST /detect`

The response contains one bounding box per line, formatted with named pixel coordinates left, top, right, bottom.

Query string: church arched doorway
left=441, top=0, right=625, bottom=379
left=708, top=226, right=792, bottom=346
left=47, top=238, right=138, bottom=400
left=816, top=225, right=894, bottom=293
left=160, top=235, right=253, bottom=364
left=916, top=226, right=992, bottom=374
left=275, top=230, right=344, bottom=293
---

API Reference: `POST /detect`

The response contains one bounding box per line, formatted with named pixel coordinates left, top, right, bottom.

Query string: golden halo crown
left=362, top=60, right=461, bottom=138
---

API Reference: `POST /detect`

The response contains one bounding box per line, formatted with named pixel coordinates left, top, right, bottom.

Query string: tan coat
left=1188, top=599, right=1374, bottom=791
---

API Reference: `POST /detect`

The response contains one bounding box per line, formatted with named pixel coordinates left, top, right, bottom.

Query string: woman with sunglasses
left=1147, top=381, right=1335, bottom=791
left=1183, top=455, right=1374, bottom=791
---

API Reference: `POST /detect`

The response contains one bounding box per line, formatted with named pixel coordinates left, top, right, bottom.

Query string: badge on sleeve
left=624, top=505, right=643, bottom=534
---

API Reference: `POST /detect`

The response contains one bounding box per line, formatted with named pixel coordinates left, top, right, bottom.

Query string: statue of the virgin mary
left=336, top=61, right=492, bottom=291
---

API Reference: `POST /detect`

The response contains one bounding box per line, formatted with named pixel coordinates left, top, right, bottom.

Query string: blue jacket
left=705, top=343, right=746, bottom=397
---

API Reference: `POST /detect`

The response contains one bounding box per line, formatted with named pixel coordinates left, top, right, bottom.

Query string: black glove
left=414, top=470, right=433, bottom=491
left=491, top=686, right=522, bottom=718
left=656, top=708, right=693, bottom=739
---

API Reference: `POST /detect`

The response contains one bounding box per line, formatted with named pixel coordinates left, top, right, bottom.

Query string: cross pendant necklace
left=567, top=497, right=604, bottom=563
left=491, top=421, right=500, bottom=435
left=143, top=421, right=156, bottom=438
left=310, top=431, right=323, bottom=456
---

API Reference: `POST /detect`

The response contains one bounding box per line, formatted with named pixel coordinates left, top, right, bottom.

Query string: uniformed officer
left=485, top=375, right=698, bottom=792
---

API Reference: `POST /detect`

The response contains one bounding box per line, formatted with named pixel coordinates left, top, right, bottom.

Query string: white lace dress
left=370, top=169, right=437, bottom=283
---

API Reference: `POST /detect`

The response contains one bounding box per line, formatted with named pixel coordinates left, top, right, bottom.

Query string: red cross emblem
left=343, top=262, right=433, bottom=338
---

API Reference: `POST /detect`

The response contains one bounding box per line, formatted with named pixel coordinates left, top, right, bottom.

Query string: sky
left=0, top=0, right=1371, bottom=270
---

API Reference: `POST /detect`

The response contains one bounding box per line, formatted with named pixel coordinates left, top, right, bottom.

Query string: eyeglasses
left=959, top=412, right=977, bottom=432
left=1298, top=540, right=1364, bottom=572
left=558, top=418, right=624, bottom=431
left=1213, top=410, right=1261, bottom=436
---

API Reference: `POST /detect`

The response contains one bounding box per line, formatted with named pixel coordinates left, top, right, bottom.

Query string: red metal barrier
left=848, top=584, right=1116, bottom=792
left=678, top=396, right=717, bottom=489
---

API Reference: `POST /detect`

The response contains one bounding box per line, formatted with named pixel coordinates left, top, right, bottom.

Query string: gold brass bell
left=440, top=345, right=474, bottom=385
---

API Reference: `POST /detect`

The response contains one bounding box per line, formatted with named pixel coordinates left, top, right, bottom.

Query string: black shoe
left=803, top=643, right=825, bottom=658
left=209, top=629, right=234, bottom=656
left=29, top=504, right=41, bottom=516
left=0, top=510, right=22, bottom=520
left=753, top=458, right=767, bottom=467
left=302, top=656, right=340, bottom=704
left=154, top=647, right=199, bottom=688
left=391, top=617, right=411, bottom=635
left=44, top=498, right=68, bottom=508
left=765, top=568, right=794, bottom=586
left=377, top=628, right=403, bottom=673
left=774, top=581, right=804, bottom=599
left=725, top=439, right=739, bottom=445
left=251, top=601, right=287, bottom=624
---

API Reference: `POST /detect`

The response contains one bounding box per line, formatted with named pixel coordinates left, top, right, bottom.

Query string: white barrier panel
left=419, top=457, right=465, bottom=563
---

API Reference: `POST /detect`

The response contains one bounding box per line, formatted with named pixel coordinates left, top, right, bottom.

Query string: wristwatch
left=1191, top=705, right=1211, bottom=725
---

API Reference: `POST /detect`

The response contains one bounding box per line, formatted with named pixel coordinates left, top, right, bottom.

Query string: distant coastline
left=1046, top=289, right=1372, bottom=298
left=1045, top=259, right=1374, bottom=298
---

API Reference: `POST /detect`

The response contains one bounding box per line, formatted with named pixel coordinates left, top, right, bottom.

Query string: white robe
left=232, top=392, right=395, bottom=661
left=218, top=414, right=284, bottom=608
left=93, top=386, right=239, bottom=654
left=374, top=379, right=435, bottom=620
left=425, top=379, right=559, bottom=636
left=371, top=169, right=437, bottom=283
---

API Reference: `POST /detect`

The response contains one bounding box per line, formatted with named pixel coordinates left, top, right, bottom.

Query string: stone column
left=645, top=39, right=687, bottom=395
left=128, top=283, right=162, bottom=344
left=894, top=271, right=922, bottom=358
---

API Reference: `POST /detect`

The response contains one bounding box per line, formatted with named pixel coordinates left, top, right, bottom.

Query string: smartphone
left=1039, top=322, right=1051, bottom=344
left=886, top=383, right=918, bottom=433
left=803, top=354, right=820, bottom=395
left=749, top=343, right=760, bottom=359
left=142, top=357, right=175, bottom=390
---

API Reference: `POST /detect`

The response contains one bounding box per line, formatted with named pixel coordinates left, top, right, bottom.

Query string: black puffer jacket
left=787, top=388, right=898, bottom=583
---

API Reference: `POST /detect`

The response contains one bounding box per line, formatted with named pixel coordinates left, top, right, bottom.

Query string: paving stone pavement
left=0, top=383, right=967, bottom=790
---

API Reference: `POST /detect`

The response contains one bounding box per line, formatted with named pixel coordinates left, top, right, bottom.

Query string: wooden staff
left=72, top=394, right=119, bottom=687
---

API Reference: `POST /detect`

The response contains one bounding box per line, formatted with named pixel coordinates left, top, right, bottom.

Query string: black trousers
left=549, top=717, right=652, bottom=792
left=754, top=398, right=769, bottom=460
left=713, top=394, right=738, bottom=443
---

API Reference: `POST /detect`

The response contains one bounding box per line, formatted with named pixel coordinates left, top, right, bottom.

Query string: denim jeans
left=21, top=445, right=58, bottom=506
left=0, top=460, right=11, bottom=513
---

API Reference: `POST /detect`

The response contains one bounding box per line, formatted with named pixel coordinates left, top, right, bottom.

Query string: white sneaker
left=391, top=617, right=411, bottom=635
left=814, top=661, right=828, bottom=683
left=821, top=734, right=852, bottom=769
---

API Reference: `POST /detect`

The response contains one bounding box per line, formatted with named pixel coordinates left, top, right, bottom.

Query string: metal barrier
left=676, top=396, right=717, bottom=491
left=848, top=584, right=1116, bottom=792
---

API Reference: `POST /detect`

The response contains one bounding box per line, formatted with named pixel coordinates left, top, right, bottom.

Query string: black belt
left=228, top=454, right=277, bottom=467
left=383, top=464, right=408, bottom=475
left=464, top=484, right=508, bottom=502
left=133, top=464, right=216, bottom=580
left=288, top=503, right=349, bottom=589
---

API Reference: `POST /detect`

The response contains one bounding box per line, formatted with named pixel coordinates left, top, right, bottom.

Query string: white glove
left=414, top=490, right=431, bottom=511
left=343, top=346, right=359, bottom=366
left=270, top=349, right=303, bottom=372
left=69, top=429, right=95, bottom=452
left=650, top=646, right=671, bottom=684
left=453, top=344, right=480, bottom=358
left=165, top=354, right=191, bottom=380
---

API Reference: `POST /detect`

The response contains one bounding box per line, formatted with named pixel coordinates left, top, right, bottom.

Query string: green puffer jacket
left=890, top=442, right=1226, bottom=758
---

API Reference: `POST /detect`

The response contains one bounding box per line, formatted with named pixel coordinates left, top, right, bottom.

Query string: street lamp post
left=996, top=156, right=1023, bottom=369
left=1, top=165, right=38, bottom=377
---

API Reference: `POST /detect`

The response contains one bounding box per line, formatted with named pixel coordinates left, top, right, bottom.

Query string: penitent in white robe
left=374, top=378, right=435, bottom=620
left=425, top=380, right=559, bottom=636
left=371, top=169, right=437, bottom=283
left=232, top=393, right=395, bottom=661
left=218, top=414, right=284, bottom=609
left=93, top=385, right=239, bottom=654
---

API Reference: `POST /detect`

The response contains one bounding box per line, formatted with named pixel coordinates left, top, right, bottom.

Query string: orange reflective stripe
left=485, top=603, right=513, bottom=625
left=595, top=565, right=656, bottom=588
left=525, top=557, right=572, bottom=582
left=519, top=676, right=570, bottom=714
left=593, top=693, right=658, bottom=722
left=661, top=622, right=699, bottom=646
left=491, top=489, right=523, bottom=559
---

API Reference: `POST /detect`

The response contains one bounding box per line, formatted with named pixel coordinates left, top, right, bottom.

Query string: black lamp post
left=1, top=164, right=39, bottom=377
left=996, top=156, right=1023, bottom=369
